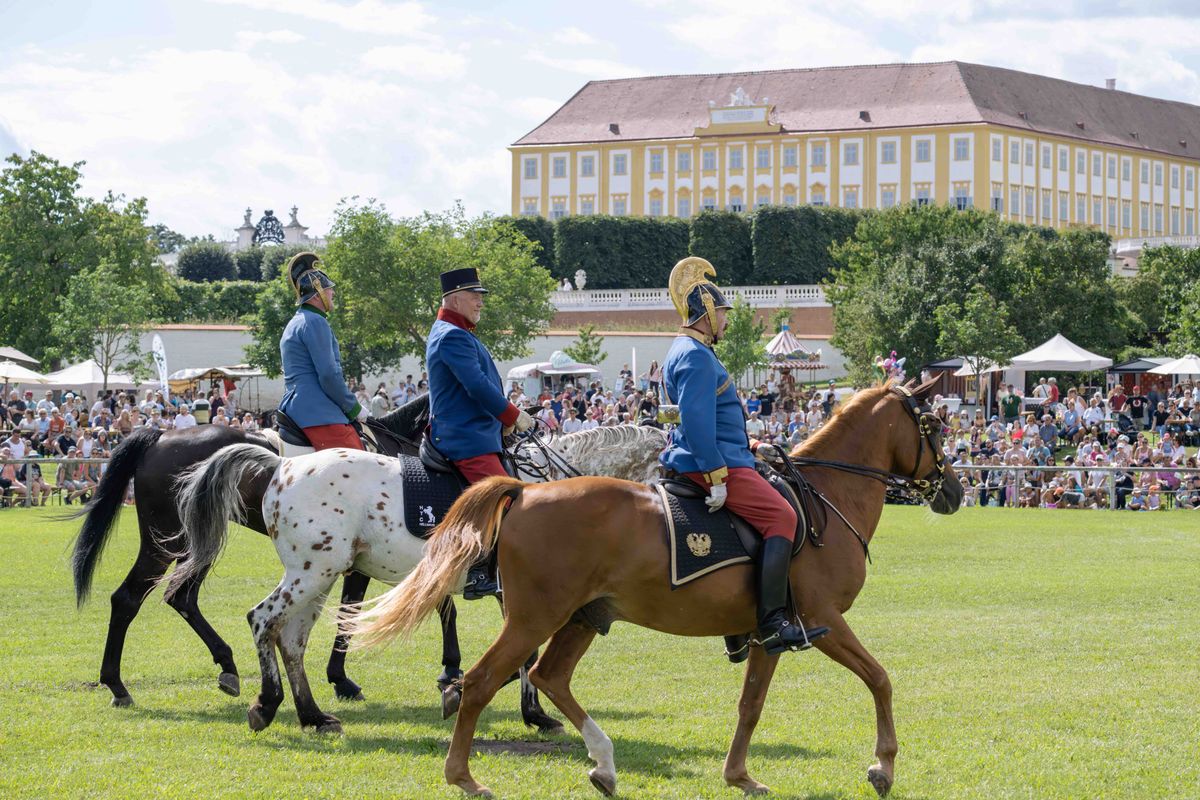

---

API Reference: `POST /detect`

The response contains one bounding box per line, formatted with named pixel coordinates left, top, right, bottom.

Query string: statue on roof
left=253, top=209, right=285, bottom=245
left=289, top=206, right=300, bottom=226
left=243, top=207, right=253, bottom=227
left=729, top=87, right=752, bottom=107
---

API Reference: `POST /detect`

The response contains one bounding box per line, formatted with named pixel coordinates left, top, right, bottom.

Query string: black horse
left=70, top=395, right=560, bottom=731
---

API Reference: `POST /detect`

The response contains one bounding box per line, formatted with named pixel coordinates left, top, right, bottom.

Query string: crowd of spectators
left=940, top=379, right=1199, bottom=510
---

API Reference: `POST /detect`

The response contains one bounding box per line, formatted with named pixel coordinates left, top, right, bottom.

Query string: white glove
left=705, top=482, right=728, bottom=513
left=756, top=444, right=784, bottom=465
left=355, top=406, right=369, bottom=422
left=501, top=423, right=515, bottom=437
left=513, top=410, right=535, bottom=433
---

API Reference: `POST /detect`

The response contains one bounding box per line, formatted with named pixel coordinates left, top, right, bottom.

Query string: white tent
left=0, top=360, right=49, bottom=385
left=42, top=359, right=146, bottom=397
left=1149, top=354, right=1200, bottom=376
left=1009, top=334, right=1113, bottom=372
left=952, top=357, right=1007, bottom=377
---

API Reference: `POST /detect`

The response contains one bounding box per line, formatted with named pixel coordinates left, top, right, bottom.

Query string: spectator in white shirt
left=561, top=407, right=584, bottom=434
left=5, top=431, right=25, bottom=460
left=174, top=405, right=197, bottom=430
left=745, top=411, right=765, bottom=438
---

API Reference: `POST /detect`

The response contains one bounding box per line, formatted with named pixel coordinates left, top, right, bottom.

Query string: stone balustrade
left=551, top=284, right=826, bottom=311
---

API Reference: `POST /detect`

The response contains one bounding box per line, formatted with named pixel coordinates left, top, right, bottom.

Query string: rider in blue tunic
left=659, top=257, right=828, bottom=656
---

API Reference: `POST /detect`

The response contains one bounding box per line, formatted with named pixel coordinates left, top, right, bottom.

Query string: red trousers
left=302, top=422, right=364, bottom=451
left=683, top=466, right=796, bottom=541
left=453, top=453, right=506, bottom=484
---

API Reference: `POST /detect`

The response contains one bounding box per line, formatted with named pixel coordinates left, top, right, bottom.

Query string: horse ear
left=912, top=375, right=939, bottom=401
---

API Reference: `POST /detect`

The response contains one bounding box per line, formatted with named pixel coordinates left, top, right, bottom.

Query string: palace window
left=702, top=149, right=717, bottom=171
left=1122, top=158, right=1131, bottom=182
left=1024, top=188, right=1035, bottom=217
left=1107, top=198, right=1117, bottom=227
left=1188, top=212, right=1196, bottom=236
left=580, top=155, right=595, bottom=177
left=843, top=142, right=859, bottom=166
left=811, top=142, right=826, bottom=167
left=881, top=141, right=896, bottom=164
left=1024, top=143, right=1034, bottom=166
left=1155, top=163, right=1163, bottom=186
left=729, top=196, right=744, bottom=213
left=1171, top=206, right=1180, bottom=234
left=580, top=197, right=594, bottom=215
left=844, top=187, right=859, bottom=208
left=648, top=197, right=663, bottom=217
left=702, top=195, right=716, bottom=211
left=1107, top=156, right=1116, bottom=180
left=1077, top=194, right=1087, bottom=223
left=552, top=157, right=566, bottom=179
left=991, top=139, right=1001, bottom=162
left=1010, top=186, right=1020, bottom=215
left=990, top=186, right=1003, bottom=212
left=649, top=151, right=663, bottom=174
left=881, top=187, right=896, bottom=208
left=1059, top=192, right=1069, bottom=221
left=915, top=186, right=931, bottom=206
left=1092, top=154, right=1102, bottom=177
left=551, top=198, right=566, bottom=219
left=811, top=188, right=827, bottom=206
left=918, top=140, right=932, bottom=163
left=756, top=147, right=770, bottom=169
left=729, top=147, right=744, bottom=170
left=1076, top=151, right=1086, bottom=174
left=783, top=146, right=798, bottom=168
left=755, top=191, right=770, bottom=208
left=612, top=154, right=627, bottom=176
left=954, top=137, right=970, bottom=162
left=954, top=185, right=971, bottom=210
left=677, top=150, right=691, bottom=173
left=783, top=192, right=797, bottom=205
left=1141, top=161, right=1150, bottom=183
left=1092, top=198, right=1102, bottom=225
left=1172, top=165, right=1180, bottom=189
left=523, top=158, right=537, bottom=180
left=1010, top=141, right=1020, bottom=164
left=612, top=196, right=627, bottom=215
left=521, top=198, right=538, bottom=216
left=1122, top=200, right=1131, bottom=229
left=1041, top=145, right=1051, bottom=169
left=1042, top=190, right=1052, bottom=220
left=1188, top=168, right=1195, bottom=191
left=1140, top=203, right=1149, bottom=231
left=1059, top=147, right=1068, bottom=172
left=677, top=197, right=691, bottom=218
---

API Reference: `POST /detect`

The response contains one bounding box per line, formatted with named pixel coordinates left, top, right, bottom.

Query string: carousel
left=765, top=323, right=825, bottom=399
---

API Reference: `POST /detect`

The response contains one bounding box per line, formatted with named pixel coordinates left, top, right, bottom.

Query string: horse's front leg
left=813, top=613, right=896, bottom=798
left=723, top=645, right=780, bottom=795
left=437, top=596, right=464, bottom=718
left=327, top=571, right=370, bottom=701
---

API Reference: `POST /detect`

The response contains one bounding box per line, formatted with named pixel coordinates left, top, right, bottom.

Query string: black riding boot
left=756, top=536, right=828, bottom=655
left=463, top=561, right=500, bottom=601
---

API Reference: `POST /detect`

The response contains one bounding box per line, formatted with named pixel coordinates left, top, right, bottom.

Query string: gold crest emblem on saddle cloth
left=685, top=532, right=712, bottom=557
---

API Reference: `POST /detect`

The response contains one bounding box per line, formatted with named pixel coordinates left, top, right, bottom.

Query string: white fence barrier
left=948, top=463, right=1200, bottom=511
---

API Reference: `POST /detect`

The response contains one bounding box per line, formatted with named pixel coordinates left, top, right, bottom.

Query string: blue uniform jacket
left=426, top=316, right=513, bottom=460
left=659, top=332, right=756, bottom=476
left=278, top=306, right=360, bottom=428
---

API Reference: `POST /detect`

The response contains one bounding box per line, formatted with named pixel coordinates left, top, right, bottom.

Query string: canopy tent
left=1109, top=356, right=1171, bottom=374
left=506, top=352, right=601, bottom=381
left=952, top=358, right=1007, bottom=377
left=1149, top=354, right=1200, bottom=376
left=0, top=360, right=49, bottom=385
left=0, top=346, right=39, bottom=367
left=42, top=359, right=146, bottom=397
left=1008, top=334, right=1113, bottom=372
left=168, top=364, right=265, bottom=387
left=765, top=325, right=825, bottom=370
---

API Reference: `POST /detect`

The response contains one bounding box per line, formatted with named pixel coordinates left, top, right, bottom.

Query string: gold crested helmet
left=668, top=256, right=732, bottom=327
left=286, top=251, right=336, bottom=307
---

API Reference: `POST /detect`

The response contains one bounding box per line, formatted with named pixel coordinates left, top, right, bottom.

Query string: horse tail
left=345, top=476, right=524, bottom=650
left=164, top=443, right=281, bottom=602
left=70, top=427, right=164, bottom=608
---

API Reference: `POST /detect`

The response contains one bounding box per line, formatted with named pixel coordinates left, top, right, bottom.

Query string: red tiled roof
left=514, top=61, right=1200, bottom=159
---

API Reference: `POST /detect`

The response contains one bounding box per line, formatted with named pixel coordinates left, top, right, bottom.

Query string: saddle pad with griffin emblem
left=399, top=454, right=465, bottom=539
left=654, top=483, right=752, bottom=588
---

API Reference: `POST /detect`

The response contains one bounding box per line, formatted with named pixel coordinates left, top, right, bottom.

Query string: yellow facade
left=511, top=121, right=1200, bottom=240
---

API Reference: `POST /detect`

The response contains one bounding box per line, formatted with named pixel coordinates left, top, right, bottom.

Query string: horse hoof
left=314, top=719, right=343, bottom=735
left=218, top=672, right=241, bottom=697
left=110, top=695, right=134, bottom=708
left=247, top=706, right=271, bottom=732
left=333, top=679, right=364, bottom=701
left=537, top=718, right=566, bottom=736
left=588, top=768, right=617, bottom=797
left=867, top=766, right=892, bottom=797
left=450, top=778, right=492, bottom=798
left=442, top=685, right=462, bottom=719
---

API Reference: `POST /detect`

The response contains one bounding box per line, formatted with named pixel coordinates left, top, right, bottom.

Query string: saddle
left=402, top=436, right=467, bottom=538
left=274, top=410, right=312, bottom=449
left=653, top=467, right=809, bottom=589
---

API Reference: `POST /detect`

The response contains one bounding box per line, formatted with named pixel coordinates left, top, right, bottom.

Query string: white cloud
left=206, top=0, right=436, bottom=37
left=234, top=29, right=307, bottom=50
left=553, top=26, right=598, bottom=46
left=360, top=44, right=468, bottom=80
left=525, top=50, right=646, bottom=79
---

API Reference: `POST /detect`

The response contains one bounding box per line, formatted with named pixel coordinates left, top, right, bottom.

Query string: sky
left=4, top=0, right=1200, bottom=240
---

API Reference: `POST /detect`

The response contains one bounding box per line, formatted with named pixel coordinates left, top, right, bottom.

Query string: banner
left=151, top=334, right=170, bottom=402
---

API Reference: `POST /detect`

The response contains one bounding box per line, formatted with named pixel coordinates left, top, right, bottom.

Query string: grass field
left=0, top=506, right=1197, bottom=799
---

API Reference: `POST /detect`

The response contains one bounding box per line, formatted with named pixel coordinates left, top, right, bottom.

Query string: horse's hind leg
left=527, top=623, right=615, bottom=796
left=246, top=585, right=287, bottom=732
left=278, top=583, right=341, bottom=733
left=99, top=545, right=172, bottom=707
left=164, top=560, right=239, bottom=697
left=326, top=570, right=369, bottom=701
left=437, top=596, right=464, bottom=717
left=814, top=613, right=897, bottom=798
left=519, top=648, right=564, bottom=734
left=722, top=645, right=780, bottom=795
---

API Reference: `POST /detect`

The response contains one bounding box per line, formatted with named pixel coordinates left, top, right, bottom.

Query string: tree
left=243, top=277, right=294, bottom=377
left=0, top=151, right=91, bottom=362
left=715, top=295, right=767, bottom=388
left=935, top=285, right=1023, bottom=414
left=176, top=242, right=235, bottom=282
left=1168, top=282, right=1200, bottom=355
left=261, top=243, right=311, bottom=281
left=149, top=223, right=188, bottom=254
left=564, top=324, right=607, bottom=366
left=235, top=246, right=265, bottom=281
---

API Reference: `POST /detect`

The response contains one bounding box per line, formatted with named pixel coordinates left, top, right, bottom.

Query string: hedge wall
left=501, top=215, right=557, bottom=276
left=689, top=211, right=753, bottom=284
left=752, top=205, right=867, bottom=284
left=162, top=279, right=264, bottom=323
left=552, top=216, right=689, bottom=289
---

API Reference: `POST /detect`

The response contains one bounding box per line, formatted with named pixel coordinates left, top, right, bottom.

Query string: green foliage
left=770, top=308, right=791, bottom=333
left=714, top=295, right=767, bottom=387
left=935, top=285, right=1024, bottom=386
left=552, top=216, right=688, bottom=289
left=260, top=243, right=311, bottom=281
left=1169, top=281, right=1200, bottom=355
left=149, top=223, right=188, bottom=254
left=235, top=246, right=265, bottom=281
left=689, top=210, right=752, bottom=284
left=176, top=241, right=235, bottom=282
left=242, top=277, right=294, bottom=378
left=563, top=324, right=607, bottom=366
left=502, top=215, right=556, bottom=276
left=827, top=203, right=1128, bottom=381
left=1121, top=245, right=1200, bottom=347
left=751, top=204, right=866, bottom=284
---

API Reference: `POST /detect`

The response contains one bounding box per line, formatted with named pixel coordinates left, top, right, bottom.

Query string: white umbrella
left=952, top=358, right=1007, bottom=377
left=1149, top=354, right=1200, bottom=376
left=0, top=360, right=49, bottom=384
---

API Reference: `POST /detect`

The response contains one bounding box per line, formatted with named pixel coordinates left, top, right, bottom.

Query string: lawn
left=0, top=506, right=1196, bottom=799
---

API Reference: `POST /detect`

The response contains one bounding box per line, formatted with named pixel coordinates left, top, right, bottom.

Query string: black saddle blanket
left=654, top=483, right=753, bottom=588
left=399, top=454, right=464, bottom=538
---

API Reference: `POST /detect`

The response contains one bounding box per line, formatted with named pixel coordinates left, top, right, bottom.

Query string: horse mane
left=375, top=393, right=430, bottom=440
left=793, top=380, right=895, bottom=456
left=554, top=423, right=667, bottom=457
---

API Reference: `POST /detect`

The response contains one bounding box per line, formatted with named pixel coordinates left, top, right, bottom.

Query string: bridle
left=776, top=385, right=950, bottom=561
left=507, top=420, right=582, bottom=481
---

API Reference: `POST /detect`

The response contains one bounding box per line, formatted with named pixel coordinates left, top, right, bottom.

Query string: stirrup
left=463, top=569, right=500, bottom=601
left=756, top=619, right=829, bottom=656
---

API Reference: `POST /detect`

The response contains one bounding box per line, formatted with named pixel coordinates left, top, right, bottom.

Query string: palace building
left=510, top=61, right=1200, bottom=248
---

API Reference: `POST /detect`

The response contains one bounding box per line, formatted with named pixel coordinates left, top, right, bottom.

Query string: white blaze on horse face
left=581, top=716, right=615, bottom=777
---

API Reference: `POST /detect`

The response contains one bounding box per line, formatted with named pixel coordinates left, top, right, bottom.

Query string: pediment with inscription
left=695, top=86, right=781, bottom=137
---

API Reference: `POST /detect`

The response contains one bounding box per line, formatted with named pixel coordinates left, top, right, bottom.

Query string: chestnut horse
left=347, top=380, right=961, bottom=798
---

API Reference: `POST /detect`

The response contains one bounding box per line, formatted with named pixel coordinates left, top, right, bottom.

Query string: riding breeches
left=453, top=453, right=506, bottom=484
left=302, top=422, right=364, bottom=451
left=683, top=466, right=796, bottom=541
